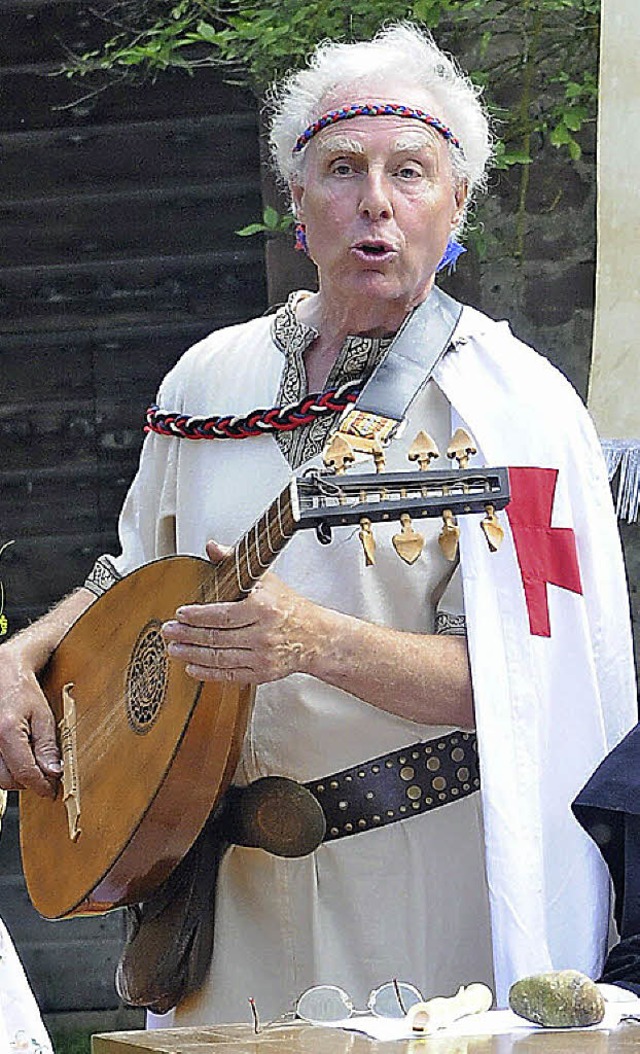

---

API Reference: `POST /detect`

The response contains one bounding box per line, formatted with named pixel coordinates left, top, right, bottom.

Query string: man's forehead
left=314, top=124, right=441, bottom=155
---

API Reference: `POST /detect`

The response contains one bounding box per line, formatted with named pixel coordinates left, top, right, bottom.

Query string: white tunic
left=103, top=294, right=635, bottom=1021
left=0, top=794, right=53, bottom=1053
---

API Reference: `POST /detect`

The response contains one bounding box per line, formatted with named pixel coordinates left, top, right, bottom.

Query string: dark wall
left=0, top=0, right=266, bottom=1016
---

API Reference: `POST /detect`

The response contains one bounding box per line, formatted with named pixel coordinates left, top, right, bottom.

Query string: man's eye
left=330, top=160, right=354, bottom=175
left=397, top=165, right=422, bottom=179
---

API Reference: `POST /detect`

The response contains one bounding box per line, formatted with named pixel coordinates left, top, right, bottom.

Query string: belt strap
left=305, top=729, right=479, bottom=842
left=355, top=285, right=463, bottom=422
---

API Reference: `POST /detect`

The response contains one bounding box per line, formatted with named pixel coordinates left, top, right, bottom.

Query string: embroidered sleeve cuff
left=84, top=555, right=123, bottom=597
left=435, top=611, right=467, bottom=636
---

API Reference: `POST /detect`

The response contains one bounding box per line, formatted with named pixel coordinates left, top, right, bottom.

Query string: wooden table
left=92, top=1021, right=640, bottom=1054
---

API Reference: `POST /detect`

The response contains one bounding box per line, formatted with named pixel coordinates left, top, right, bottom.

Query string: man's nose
left=357, top=172, right=393, bottom=220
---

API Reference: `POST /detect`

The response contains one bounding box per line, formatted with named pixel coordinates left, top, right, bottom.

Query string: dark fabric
left=116, top=805, right=229, bottom=1015
left=573, top=722, right=640, bottom=990
left=599, top=935, right=640, bottom=995
left=573, top=723, right=640, bottom=936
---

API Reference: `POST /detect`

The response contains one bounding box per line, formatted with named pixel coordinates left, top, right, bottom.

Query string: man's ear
left=291, top=181, right=305, bottom=221
left=452, top=180, right=468, bottom=229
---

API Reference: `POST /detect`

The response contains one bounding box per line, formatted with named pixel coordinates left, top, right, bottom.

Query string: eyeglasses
left=249, top=980, right=423, bottom=1032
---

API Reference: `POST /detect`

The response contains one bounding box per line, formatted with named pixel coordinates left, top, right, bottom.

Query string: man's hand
left=0, top=587, right=95, bottom=797
left=162, top=541, right=474, bottom=727
left=0, top=646, right=61, bottom=797
left=161, top=540, right=320, bottom=684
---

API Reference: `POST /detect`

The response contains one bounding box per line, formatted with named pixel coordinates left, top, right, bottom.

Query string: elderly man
left=0, top=22, right=635, bottom=1026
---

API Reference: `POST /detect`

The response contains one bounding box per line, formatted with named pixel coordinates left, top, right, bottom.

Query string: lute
left=20, top=464, right=509, bottom=920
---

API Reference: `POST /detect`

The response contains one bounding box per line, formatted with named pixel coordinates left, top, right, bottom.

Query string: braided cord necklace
left=144, top=378, right=362, bottom=441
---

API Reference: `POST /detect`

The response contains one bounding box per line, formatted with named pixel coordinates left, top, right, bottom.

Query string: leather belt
left=305, top=729, right=480, bottom=842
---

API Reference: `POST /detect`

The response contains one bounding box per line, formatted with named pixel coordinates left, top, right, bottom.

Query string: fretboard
left=203, top=482, right=298, bottom=603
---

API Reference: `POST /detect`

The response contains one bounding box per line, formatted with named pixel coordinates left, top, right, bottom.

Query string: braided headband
left=144, top=379, right=362, bottom=441
left=293, top=103, right=462, bottom=154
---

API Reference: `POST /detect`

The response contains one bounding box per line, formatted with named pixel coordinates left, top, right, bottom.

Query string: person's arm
left=302, top=601, right=472, bottom=728
left=162, top=542, right=474, bottom=729
left=0, top=587, right=96, bottom=796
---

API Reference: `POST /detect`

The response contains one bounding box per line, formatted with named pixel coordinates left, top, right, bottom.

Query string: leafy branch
left=236, top=205, right=295, bottom=238
left=64, top=0, right=601, bottom=260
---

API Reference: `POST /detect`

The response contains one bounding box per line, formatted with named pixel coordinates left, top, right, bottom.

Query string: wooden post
left=588, top=0, right=640, bottom=441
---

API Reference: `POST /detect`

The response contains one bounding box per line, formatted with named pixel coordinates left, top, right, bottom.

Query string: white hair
left=267, top=22, right=492, bottom=224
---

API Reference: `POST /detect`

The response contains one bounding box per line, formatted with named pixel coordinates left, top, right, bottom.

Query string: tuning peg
left=392, top=513, right=425, bottom=565
left=480, top=504, right=504, bottom=553
left=408, top=431, right=440, bottom=471
left=322, top=432, right=356, bottom=475
left=358, top=517, right=376, bottom=566
left=447, top=428, right=477, bottom=469
left=438, top=509, right=460, bottom=561
left=370, top=439, right=386, bottom=474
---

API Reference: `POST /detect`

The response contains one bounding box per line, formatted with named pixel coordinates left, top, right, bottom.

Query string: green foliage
left=236, top=205, right=295, bottom=237
left=68, top=1, right=600, bottom=167
left=547, top=70, right=599, bottom=161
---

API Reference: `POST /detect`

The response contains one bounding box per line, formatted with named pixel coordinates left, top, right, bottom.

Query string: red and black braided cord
left=144, top=379, right=362, bottom=440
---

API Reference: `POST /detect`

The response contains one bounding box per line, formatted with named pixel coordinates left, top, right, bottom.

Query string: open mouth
left=354, top=241, right=394, bottom=255
left=352, top=241, right=396, bottom=261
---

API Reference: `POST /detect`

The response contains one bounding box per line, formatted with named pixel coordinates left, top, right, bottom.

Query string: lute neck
left=203, top=481, right=298, bottom=603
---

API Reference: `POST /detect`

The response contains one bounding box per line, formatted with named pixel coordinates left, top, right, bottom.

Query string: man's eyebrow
left=393, top=131, right=439, bottom=153
left=314, top=129, right=440, bottom=158
left=314, top=134, right=365, bottom=156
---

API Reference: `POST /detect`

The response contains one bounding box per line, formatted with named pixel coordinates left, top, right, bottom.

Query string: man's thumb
left=31, top=709, right=62, bottom=778
left=206, top=539, right=231, bottom=564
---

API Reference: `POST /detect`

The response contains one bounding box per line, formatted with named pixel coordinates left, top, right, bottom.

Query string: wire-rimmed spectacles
left=249, top=980, right=423, bottom=1033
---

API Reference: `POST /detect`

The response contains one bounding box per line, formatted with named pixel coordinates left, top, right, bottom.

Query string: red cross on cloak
left=505, top=466, right=583, bottom=637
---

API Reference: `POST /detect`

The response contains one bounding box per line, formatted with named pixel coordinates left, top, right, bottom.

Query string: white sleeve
left=434, top=562, right=466, bottom=636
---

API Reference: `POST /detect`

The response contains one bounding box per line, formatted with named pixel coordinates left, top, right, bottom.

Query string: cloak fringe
left=601, top=439, right=640, bottom=523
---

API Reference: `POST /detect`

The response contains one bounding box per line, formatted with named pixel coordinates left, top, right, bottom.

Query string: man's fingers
left=206, top=539, right=232, bottom=564
left=0, top=741, right=58, bottom=798
left=0, top=755, right=23, bottom=790
left=169, top=603, right=256, bottom=631
left=185, top=662, right=253, bottom=683
left=167, top=641, right=252, bottom=669
left=163, top=622, right=254, bottom=648
left=0, top=693, right=61, bottom=797
left=30, top=706, right=62, bottom=779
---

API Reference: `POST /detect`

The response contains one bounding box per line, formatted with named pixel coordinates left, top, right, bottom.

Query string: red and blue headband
left=293, top=103, right=463, bottom=154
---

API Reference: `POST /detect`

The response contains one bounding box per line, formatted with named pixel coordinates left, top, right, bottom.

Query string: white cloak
left=107, top=299, right=636, bottom=1018
left=435, top=309, right=637, bottom=1002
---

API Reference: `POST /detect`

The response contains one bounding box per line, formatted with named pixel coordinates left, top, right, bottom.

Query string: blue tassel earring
left=294, top=222, right=308, bottom=253
left=436, top=238, right=466, bottom=273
